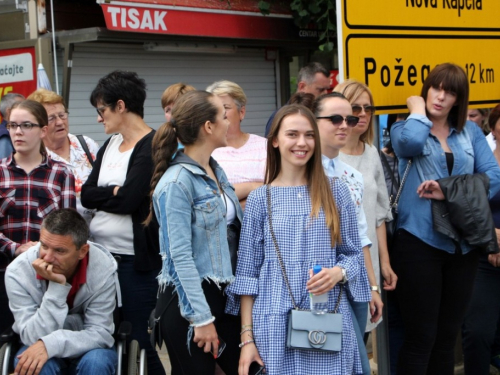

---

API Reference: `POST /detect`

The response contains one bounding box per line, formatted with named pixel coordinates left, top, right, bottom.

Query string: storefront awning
left=97, top=0, right=298, bottom=40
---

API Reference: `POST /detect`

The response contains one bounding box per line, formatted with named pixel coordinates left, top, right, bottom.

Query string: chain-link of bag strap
left=266, top=184, right=342, bottom=313
left=391, top=159, right=412, bottom=212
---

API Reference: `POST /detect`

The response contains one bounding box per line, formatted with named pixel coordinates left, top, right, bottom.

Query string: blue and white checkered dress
left=226, top=180, right=363, bottom=375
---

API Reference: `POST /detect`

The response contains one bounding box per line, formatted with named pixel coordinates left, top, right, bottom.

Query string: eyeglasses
left=351, top=105, right=376, bottom=116
left=96, top=104, right=111, bottom=118
left=48, top=112, right=69, bottom=123
left=6, top=121, right=43, bottom=131
left=316, top=115, right=359, bottom=127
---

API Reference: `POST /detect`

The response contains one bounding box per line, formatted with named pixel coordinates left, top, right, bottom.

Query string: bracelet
left=239, top=340, right=255, bottom=348
left=241, top=324, right=253, bottom=329
left=240, top=328, right=253, bottom=335
left=371, top=285, right=381, bottom=294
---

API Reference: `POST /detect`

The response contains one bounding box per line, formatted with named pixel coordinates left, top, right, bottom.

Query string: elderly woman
left=206, top=80, right=267, bottom=208
left=27, top=89, right=99, bottom=223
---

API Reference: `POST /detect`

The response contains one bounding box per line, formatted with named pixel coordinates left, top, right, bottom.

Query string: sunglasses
left=316, top=115, right=359, bottom=127
left=351, top=105, right=376, bottom=116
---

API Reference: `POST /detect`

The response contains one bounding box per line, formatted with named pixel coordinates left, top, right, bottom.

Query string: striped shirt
left=0, top=154, right=76, bottom=261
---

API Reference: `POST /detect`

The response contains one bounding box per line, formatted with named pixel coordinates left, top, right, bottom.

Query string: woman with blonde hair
left=334, top=79, right=397, bottom=332
left=206, top=80, right=267, bottom=208
left=226, top=104, right=364, bottom=375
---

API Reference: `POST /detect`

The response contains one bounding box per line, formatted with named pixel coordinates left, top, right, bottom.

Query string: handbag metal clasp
left=308, top=330, right=327, bottom=348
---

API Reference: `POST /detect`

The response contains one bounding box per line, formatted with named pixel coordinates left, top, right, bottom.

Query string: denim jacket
left=153, top=151, right=243, bottom=327
left=391, top=114, right=500, bottom=254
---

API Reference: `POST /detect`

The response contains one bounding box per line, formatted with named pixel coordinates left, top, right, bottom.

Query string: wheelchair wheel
left=0, top=343, right=10, bottom=375
left=127, top=340, right=139, bottom=375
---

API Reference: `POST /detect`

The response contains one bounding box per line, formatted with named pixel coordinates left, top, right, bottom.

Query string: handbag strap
left=266, top=184, right=342, bottom=313
left=380, top=152, right=400, bottom=197
left=391, top=159, right=412, bottom=210
left=76, top=134, right=95, bottom=167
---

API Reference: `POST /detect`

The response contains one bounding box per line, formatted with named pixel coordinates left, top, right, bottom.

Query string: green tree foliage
left=257, top=0, right=336, bottom=52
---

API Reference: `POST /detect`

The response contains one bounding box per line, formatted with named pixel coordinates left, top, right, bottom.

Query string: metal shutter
left=66, top=42, right=276, bottom=145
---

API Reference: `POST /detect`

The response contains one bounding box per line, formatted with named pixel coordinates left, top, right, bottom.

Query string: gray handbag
left=266, top=185, right=343, bottom=352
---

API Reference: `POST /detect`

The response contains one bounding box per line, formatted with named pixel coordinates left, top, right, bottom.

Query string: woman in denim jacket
left=145, top=90, right=243, bottom=375
left=391, top=63, right=500, bottom=375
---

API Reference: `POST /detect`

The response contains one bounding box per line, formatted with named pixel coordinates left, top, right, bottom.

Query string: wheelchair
left=0, top=321, right=147, bottom=375
left=0, top=255, right=147, bottom=375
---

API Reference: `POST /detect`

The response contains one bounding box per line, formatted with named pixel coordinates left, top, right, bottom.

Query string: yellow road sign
left=342, top=0, right=500, bottom=32
left=342, top=34, right=500, bottom=112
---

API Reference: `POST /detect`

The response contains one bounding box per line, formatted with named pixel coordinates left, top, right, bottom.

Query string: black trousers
left=157, top=281, right=240, bottom=375
left=462, top=255, right=500, bottom=375
left=392, top=230, right=479, bottom=375
left=0, top=270, right=14, bottom=334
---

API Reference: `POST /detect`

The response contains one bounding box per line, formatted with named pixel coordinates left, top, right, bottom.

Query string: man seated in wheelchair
left=5, top=208, right=119, bottom=375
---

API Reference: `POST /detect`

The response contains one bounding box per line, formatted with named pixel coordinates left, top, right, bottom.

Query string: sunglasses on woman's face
left=316, top=115, right=359, bottom=127
left=352, top=105, right=376, bottom=116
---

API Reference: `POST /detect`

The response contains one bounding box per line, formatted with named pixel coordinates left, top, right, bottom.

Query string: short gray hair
left=41, top=209, right=89, bottom=248
left=0, top=93, right=25, bottom=118
left=206, top=80, right=247, bottom=110
left=297, top=62, right=329, bottom=85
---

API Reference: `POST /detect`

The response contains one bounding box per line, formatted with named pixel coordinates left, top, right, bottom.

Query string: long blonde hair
left=266, top=104, right=341, bottom=246
left=334, top=79, right=375, bottom=145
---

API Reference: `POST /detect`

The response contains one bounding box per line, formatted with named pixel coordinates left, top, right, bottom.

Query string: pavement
left=158, top=344, right=500, bottom=375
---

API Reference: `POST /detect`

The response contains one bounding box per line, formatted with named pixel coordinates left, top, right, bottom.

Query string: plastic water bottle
left=310, top=265, right=328, bottom=314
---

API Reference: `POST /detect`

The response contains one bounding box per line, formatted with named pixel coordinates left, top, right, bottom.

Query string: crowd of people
left=0, top=61, right=499, bottom=375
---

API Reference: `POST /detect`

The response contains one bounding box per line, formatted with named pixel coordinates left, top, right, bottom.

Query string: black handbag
left=227, top=219, right=241, bottom=274
left=148, top=290, right=176, bottom=349
left=385, top=159, right=412, bottom=248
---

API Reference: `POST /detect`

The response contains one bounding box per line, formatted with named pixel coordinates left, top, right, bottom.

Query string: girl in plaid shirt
left=0, top=99, right=75, bottom=334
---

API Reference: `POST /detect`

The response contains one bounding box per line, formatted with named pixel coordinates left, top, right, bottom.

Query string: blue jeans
left=14, top=346, right=117, bottom=374
left=350, top=300, right=370, bottom=375
left=115, top=255, right=165, bottom=375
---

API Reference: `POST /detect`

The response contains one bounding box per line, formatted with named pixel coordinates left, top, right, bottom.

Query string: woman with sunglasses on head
left=28, top=89, right=99, bottom=224
left=81, top=71, right=165, bottom=375
left=226, top=104, right=364, bottom=375
left=391, top=63, right=500, bottom=374
left=146, top=90, right=242, bottom=375
left=333, top=80, right=397, bottom=334
left=0, top=99, right=76, bottom=334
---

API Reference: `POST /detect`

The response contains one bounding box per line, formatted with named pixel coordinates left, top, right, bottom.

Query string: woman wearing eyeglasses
left=0, top=99, right=76, bottom=334
left=333, top=80, right=397, bottom=335
left=28, top=89, right=99, bottom=224
left=81, top=71, right=165, bottom=375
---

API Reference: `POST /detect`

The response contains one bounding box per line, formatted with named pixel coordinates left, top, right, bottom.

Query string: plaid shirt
left=0, top=154, right=76, bottom=261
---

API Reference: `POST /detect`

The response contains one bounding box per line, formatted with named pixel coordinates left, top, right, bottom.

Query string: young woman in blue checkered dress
left=226, top=104, right=364, bottom=375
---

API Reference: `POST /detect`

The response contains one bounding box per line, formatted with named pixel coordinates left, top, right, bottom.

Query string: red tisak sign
left=99, top=2, right=294, bottom=40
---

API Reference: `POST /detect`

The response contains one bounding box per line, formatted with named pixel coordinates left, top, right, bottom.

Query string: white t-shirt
left=221, top=193, right=236, bottom=225
left=486, top=132, right=496, bottom=151
left=90, top=134, right=135, bottom=255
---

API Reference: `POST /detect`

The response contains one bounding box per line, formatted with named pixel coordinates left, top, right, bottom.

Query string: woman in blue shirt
left=145, top=90, right=242, bottom=375
left=391, top=63, right=500, bottom=375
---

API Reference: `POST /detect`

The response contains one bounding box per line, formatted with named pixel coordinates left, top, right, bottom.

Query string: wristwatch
left=371, top=285, right=381, bottom=294
left=339, top=267, right=347, bottom=284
